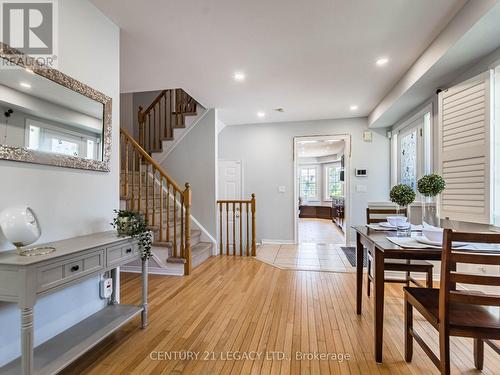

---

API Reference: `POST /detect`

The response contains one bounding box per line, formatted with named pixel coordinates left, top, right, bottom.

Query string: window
left=325, top=165, right=342, bottom=200
left=393, top=104, right=432, bottom=192
left=25, top=119, right=101, bottom=160
left=299, top=167, right=318, bottom=200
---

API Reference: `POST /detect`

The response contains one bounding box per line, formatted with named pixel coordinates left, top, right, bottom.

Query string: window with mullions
left=299, top=167, right=318, bottom=200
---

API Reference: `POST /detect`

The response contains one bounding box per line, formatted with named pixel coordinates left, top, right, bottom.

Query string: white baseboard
left=261, top=239, right=295, bottom=245
left=121, top=265, right=184, bottom=276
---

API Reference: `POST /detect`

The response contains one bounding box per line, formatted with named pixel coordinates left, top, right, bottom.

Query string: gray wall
left=219, top=118, right=390, bottom=243
left=162, top=109, right=218, bottom=237
left=0, top=0, right=119, bottom=365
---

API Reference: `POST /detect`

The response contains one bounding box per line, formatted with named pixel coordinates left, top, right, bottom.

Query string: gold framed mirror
left=0, top=42, right=112, bottom=172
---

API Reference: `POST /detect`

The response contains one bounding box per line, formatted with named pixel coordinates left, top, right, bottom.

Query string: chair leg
left=367, top=258, right=371, bottom=297
left=439, top=331, right=451, bottom=375
left=474, top=339, right=484, bottom=370
left=426, top=268, right=433, bottom=288
left=404, top=297, right=413, bottom=362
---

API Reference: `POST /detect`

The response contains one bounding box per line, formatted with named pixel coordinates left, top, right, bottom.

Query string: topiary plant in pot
left=111, top=209, right=152, bottom=260
left=389, top=184, right=416, bottom=236
left=417, top=174, right=446, bottom=227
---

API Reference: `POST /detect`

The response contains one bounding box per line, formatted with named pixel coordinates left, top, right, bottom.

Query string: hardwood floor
left=62, top=257, right=500, bottom=374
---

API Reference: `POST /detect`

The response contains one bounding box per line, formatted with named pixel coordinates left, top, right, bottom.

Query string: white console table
left=0, top=231, right=148, bottom=375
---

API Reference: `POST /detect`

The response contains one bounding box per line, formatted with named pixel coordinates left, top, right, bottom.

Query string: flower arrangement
left=111, top=209, right=152, bottom=260
left=389, top=184, right=416, bottom=207
left=417, top=174, right=446, bottom=197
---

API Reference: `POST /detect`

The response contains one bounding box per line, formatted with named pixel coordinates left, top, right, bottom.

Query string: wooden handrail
left=120, top=127, right=192, bottom=275
left=217, top=194, right=256, bottom=257
left=121, top=128, right=183, bottom=192
left=137, top=89, right=198, bottom=154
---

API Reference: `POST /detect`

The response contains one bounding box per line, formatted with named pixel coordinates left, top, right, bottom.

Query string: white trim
left=293, top=134, right=350, bottom=246
left=120, top=265, right=184, bottom=276
left=392, top=102, right=432, bottom=133
left=156, top=109, right=210, bottom=164
left=261, top=239, right=295, bottom=245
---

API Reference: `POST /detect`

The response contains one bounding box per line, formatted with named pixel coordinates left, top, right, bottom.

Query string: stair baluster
left=120, top=128, right=192, bottom=275
left=217, top=195, right=256, bottom=257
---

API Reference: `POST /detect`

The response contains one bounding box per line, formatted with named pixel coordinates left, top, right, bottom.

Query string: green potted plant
left=389, top=184, right=416, bottom=236
left=111, top=210, right=152, bottom=260
left=417, top=174, right=446, bottom=227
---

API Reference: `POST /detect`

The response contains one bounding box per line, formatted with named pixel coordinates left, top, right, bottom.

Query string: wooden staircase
left=120, top=89, right=212, bottom=275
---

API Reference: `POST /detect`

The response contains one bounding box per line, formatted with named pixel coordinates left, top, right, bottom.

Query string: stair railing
left=120, top=127, right=192, bottom=275
left=137, top=89, right=197, bottom=154
left=216, top=194, right=256, bottom=256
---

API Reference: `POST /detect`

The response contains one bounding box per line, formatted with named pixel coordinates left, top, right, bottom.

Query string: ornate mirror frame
left=0, top=42, right=112, bottom=172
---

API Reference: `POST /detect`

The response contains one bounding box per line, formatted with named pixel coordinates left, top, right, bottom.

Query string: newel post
left=251, top=193, right=256, bottom=256
left=183, top=183, right=192, bottom=275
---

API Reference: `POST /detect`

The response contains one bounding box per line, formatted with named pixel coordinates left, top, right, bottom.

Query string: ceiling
left=298, top=140, right=344, bottom=158
left=91, top=0, right=467, bottom=125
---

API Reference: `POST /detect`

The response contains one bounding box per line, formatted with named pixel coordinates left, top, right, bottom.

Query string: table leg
left=21, top=307, right=34, bottom=375
left=141, top=258, right=149, bottom=328
left=356, top=232, right=363, bottom=314
left=374, top=247, right=385, bottom=363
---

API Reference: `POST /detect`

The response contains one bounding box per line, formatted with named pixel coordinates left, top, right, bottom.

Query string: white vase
left=422, top=196, right=439, bottom=227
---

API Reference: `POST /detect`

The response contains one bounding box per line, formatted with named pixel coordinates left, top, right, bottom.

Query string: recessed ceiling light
left=257, top=111, right=265, bottom=118
left=376, top=57, right=389, bottom=66
left=233, top=72, right=246, bottom=82
left=350, top=105, right=358, bottom=111
left=20, top=82, right=31, bottom=88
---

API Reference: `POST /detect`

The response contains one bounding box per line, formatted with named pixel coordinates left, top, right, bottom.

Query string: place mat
left=386, top=236, right=482, bottom=250
left=366, top=223, right=422, bottom=232
left=386, top=236, right=440, bottom=249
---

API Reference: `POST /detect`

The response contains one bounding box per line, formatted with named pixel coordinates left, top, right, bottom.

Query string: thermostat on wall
left=355, top=169, right=368, bottom=177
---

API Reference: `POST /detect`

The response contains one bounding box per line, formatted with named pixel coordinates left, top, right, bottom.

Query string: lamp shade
left=0, top=205, right=41, bottom=248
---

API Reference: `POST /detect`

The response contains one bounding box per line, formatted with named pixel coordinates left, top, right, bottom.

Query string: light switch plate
left=278, top=185, right=286, bottom=193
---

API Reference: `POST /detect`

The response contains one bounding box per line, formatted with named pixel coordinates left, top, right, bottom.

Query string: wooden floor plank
left=61, top=256, right=500, bottom=375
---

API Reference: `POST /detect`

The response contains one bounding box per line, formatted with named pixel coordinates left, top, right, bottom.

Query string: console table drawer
left=37, top=249, right=105, bottom=292
left=106, top=242, right=139, bottom=267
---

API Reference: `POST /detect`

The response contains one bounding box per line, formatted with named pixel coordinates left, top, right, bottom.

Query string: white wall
left=0, top=0, right=119, bottom=365
left=218, top=118, right=390, bottom=243
left=161, top=109, right=218, bottom=238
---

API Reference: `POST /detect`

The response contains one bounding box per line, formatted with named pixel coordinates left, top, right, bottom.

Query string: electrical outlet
left=100, top=278, right=113, bottom=299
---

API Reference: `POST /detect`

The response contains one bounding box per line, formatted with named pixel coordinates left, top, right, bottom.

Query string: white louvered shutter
left=438, top=70, right=493, bottom=224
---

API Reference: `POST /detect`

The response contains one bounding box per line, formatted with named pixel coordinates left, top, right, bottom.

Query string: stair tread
left=192, top=242, right=212, bottom=255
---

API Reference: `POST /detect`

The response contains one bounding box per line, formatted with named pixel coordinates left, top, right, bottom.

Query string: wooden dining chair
left=366, top=208, right=433, bottom=296
left=404, top=229, right=500, bottom=374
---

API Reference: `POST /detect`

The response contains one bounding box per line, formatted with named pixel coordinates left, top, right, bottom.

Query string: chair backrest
left=366, top=207, right=407, bottom=224
left=439, top=229, right=500, bottom=327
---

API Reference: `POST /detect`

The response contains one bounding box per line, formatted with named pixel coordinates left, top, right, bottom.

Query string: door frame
left=293, top=134, right=351, bottom=245
left=217, top=159, right=244, bottom=199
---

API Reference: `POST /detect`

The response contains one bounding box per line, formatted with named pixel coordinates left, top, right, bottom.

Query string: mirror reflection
left=0, top=58, right=104, bottom=161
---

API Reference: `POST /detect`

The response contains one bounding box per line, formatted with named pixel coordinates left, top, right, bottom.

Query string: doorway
left=293, top=135, right=350, bottom=246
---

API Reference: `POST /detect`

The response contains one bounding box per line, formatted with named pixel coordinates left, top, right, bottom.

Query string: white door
left=218, top=160, right=243, bottom=254
left=218, top=160, right=242, bottom=200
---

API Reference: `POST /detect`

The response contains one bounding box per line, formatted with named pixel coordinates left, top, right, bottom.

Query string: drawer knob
left=71, top=265, right=80, bottom=272
left=125, top=248, right=132, bottom=254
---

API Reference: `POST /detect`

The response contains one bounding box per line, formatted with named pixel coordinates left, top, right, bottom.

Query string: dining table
left=353, top=225, right=445, bottom=363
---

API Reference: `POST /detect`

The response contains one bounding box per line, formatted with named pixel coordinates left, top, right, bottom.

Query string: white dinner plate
left=414, top=235, right=468, bottom=248
left=379, top=222, right=397, bottom=228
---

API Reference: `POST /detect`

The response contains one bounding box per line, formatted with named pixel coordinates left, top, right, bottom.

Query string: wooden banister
left=216, top=194, right=256, bottom=257
left=120, top=127, right=192, bottom=275
left=137, top=89, right=198, bottom=154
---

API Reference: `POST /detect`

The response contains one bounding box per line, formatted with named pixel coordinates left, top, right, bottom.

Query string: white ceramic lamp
left=0, top=205, right=54, bottom=256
